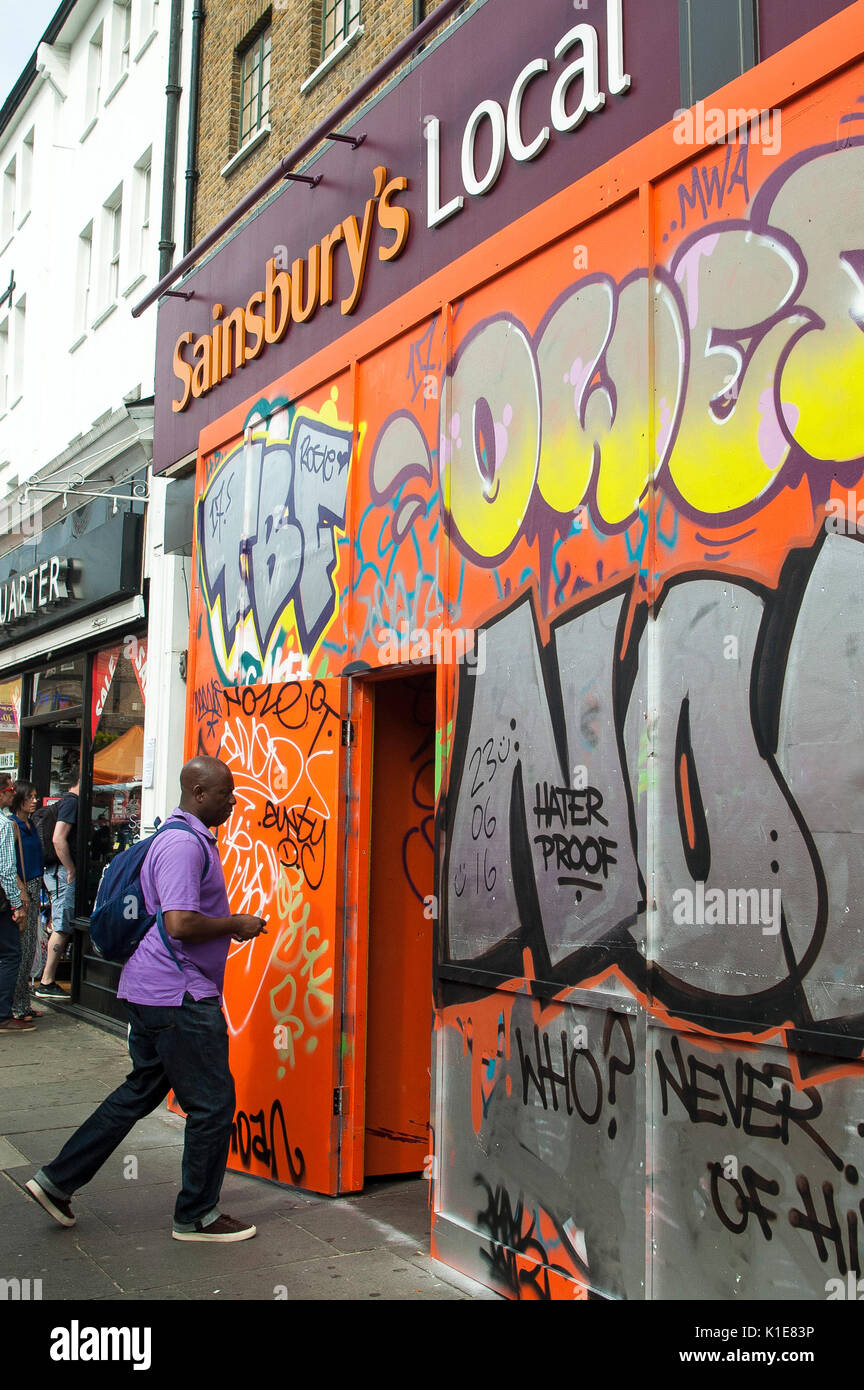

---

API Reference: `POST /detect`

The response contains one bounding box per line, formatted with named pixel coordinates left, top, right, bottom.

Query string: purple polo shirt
left=117, top=809, right=232, bottom=1006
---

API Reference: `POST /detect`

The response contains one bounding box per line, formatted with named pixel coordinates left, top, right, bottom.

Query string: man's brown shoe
left=25, top=1177, right=76, bottom=1227
left=172, top=1214, right=257, bottom=1242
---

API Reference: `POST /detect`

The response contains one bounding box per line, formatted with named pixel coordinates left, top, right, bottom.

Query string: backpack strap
left=149, top=817, right=211, bottom=973
left=157, top=908, right=188, bottom=972
left=154, top=817, right=210, bottom=879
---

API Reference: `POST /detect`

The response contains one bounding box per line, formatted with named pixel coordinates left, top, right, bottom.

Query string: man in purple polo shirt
left=24, top=756, right=267, bottom=1243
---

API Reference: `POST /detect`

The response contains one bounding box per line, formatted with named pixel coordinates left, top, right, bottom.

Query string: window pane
left=88, top=639, right=146, bottom=912
left=32, top=659, right=85, bottom=714
left=239, top=26, right=271, bottom=141
left=680, top=0, right=757, bottom=107
left=0, top=678, right=21, bottom=777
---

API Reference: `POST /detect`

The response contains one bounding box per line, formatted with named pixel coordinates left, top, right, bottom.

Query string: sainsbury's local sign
left=425, top=0, right=630, bottom=226
left=169, top=1, right=631, bottom=417
left=156, top=0, right=645, bottom=467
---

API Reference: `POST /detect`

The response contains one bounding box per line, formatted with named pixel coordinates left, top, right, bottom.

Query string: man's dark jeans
left=36, top=993, right=235, bottom=1228
left=0, top=907, right=21, bottom=1020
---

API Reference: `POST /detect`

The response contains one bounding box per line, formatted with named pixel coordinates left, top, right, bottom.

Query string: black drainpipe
left=412, top=0, right=424, bottom=29
left=158, top=0, right=185, bottom=279
left=183, top=1, right=205, bottom=255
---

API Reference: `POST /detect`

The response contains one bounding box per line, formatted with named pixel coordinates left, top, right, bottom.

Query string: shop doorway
left=362, top=671, right=436, bottom=1179
left=30, top=726, right=82, bottom=804
left=27, top=724, right=82, bottom=989
left=209, top=670, right=437, bottom=1196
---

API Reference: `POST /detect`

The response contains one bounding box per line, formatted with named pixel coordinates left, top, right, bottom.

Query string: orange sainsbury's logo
left=172, top=166, right=410, bottom=413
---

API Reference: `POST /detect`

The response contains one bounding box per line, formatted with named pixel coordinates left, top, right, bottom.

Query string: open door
left=208, top=671, right=436, bottom=1197
left=215, top=678, right=357, bottom=1196
left=362, top=672, right=435, bottom=1177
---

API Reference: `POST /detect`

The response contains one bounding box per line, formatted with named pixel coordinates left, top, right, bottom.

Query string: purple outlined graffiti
left=368, top=135, right=864, bottom=574
left=197, top=411, right=352, bottom=678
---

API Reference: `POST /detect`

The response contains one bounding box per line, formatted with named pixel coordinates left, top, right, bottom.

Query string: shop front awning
left=92, top=724, right=143, bottom=784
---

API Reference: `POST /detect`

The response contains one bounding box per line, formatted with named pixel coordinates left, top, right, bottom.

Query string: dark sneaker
left=24, top=1177, right=76, bottom=1227
left=33, top=982, right=70, bottom=1001
left=0, top=1017, right=36, bottom=1032
left=172, top=1214, right=257, bottom=1243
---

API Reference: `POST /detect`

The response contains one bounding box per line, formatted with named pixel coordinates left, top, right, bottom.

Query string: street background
left=0, top=1002, right=498, bottom=1301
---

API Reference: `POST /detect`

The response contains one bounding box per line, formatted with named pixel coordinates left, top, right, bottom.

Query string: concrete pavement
left=0, top=1002, right=499, bottom=1302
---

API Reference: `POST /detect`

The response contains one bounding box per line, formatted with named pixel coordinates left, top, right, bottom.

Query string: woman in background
left=11, top=782, right=44, bottom=1022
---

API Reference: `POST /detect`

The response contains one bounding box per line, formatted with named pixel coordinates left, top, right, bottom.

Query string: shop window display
left=88, top=639, right=146, bottom=914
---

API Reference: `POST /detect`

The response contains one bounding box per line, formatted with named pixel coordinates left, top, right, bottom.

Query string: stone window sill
left=221, top=123, right=271, bottom=178
left=105, top=70, right=129, bottom=107
left=134, top=29, right=158, bottom=63
left=91, top=301, right=117, bottom=330
left=300, top=26, right=364, bottom=94
left=122, top=272, right=146, bottom=299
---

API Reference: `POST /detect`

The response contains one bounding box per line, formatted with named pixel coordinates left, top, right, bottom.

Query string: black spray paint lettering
left=230, top=1098, right=306, bottom=1185
left=474, top=1176, right=582, bottom=1301
left=655, top=1035, right=843, bottom=1169
left=193, top=678, right=223, bottom=741
left=222, top=679, right=340, bottom=733
left=515, top=1010, right=634, bottom=1139
left=709, top=1161, right=864, bottom=1277
left=262, top=799, right=327, bottom=891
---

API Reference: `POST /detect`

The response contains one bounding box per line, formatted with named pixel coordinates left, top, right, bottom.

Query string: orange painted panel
left=364, top=674, right=435, bottom=1176
left=214, top=679, right=347, bottom=1195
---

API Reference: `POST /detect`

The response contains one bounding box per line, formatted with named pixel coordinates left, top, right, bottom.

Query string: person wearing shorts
left=35, top=775, right=79, bottom=1002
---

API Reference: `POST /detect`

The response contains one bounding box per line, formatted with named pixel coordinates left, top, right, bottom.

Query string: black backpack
left=31, top=802, right=60, bottom=867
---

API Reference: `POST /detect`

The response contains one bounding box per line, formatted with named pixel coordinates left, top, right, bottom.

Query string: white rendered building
left=0, top=0, right=195, bottom=1022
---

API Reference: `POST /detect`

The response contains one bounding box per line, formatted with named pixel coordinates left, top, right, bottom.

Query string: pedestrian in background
left=11, top=782, right=44, bottom=1023
left=0, top=773, right=29, bottom=1033
left=35, top=770, right=79, bottom=1002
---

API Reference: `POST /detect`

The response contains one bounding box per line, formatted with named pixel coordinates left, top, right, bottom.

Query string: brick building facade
left=192, top=0, right=449, bottom=243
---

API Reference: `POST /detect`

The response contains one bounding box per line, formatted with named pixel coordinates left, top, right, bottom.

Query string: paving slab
left=287, top=1200, right=394, bottom=1253
left=178, top=1246, right=487, bottom=1301
left=90, top=1287, right=192, bottom=1301
left=0, top=1136, right=29, bottom=1167
left=218, top=1168, right=326, bottom=1210
left=77, top=1214, right=336, bottom=1292
left=2, top=1102, right=150, bottom=1134
left=0, top=1078, right=119, bottom=1108
left=41, top=1146, right=188, bottom=1194
left=72, top=1182, right=194, bottom=1234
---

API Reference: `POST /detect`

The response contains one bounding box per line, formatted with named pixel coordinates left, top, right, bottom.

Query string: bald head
left=180, top=756, right=231, bottom=793
left=178, top=756, right=236, bottom=827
